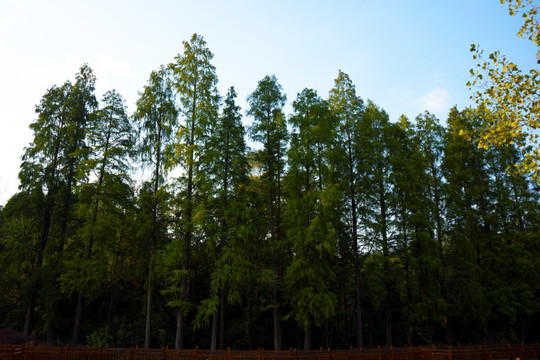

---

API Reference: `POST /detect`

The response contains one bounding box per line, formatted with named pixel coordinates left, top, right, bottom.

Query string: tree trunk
left=304, top=318, right=311, bottom=350
left=211, top=284, right=219, bottom=351
left=211, top=312, right=218, bottom=350
left=176, top=311, right=183, bottom=349
left=177, top=81, right=197, bottom=349
left=266, top=115, right=282, bottom=351
left=72, top=292, right=84, bottom=344
left=145, top=253, right=154, bottom=348
left=347, top=129, right=363, bottom=349
left=219, top=288, right=225, bottom=350
left=146, top=117, right=162, bottom=349
left=379, top=181, right=392, bottom=347
left=23, top=300, right=35, bottom=339
left=273, top=285, right=281, bottom=350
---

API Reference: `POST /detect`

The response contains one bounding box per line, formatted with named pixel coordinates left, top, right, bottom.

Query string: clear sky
left=0, top=0, right=537, bottom=205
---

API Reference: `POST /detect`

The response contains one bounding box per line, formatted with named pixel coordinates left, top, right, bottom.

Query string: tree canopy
left=1, top=32, right=540, bottom=350
left=468, top=0, right=540, bottom=180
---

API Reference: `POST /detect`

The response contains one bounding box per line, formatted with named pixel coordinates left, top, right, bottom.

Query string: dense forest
left=1, top=33, right=539, bottom=351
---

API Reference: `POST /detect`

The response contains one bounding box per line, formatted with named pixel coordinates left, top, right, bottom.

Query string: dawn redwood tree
left=391, top=115, right=446, bottom=345
left=45, top=64, right=98, bottom=343
left=247, top=74, right=288, bottom=350
left=284, top=89, right=339, bottom=349
left=199, top=86, right=250, bottom=350
left=5, top=31, right=540, bottom=346
left=444, top=106, right=540, bottom=343
left=414, top=112, right=449, bottom=343
left=62, top=89, right=135, bottom=344
left=169, top=33, right=220, bottom=349
left=443, top=107, right=492, bottom=343
left=414, top=112, right=446, bottom=266
left=328, top=71, right=365, bottom=348
left=18, top=82, right=70, bottom=338
left=481, top=137, right=540, bottom=342
left=133, top=65, right=178, bottom=348
left=390, top=116, right=420, bottom=345
left=360, top=101, right=395, bottom=347
left=17, top=64, right=97, bottom=341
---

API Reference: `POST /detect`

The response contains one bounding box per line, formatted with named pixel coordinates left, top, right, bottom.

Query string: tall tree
left=328, top=71, right=365, bottom=348
left=169, top=33, right=220, bottom=349
left=247, top=74, right=288, bottom=350
left=443, top=107, right=492, bottom=343
left=193, top=86, right=250, bottom=349
left=392, top=115, right=445, bottom=345
left=46, top=64, right=98, bottom=343
left=391, top=116, right=419, bottom=345
left=444, top=106, right=540, bottom=343
left=415, top=112, right=446, bottom=270
left=17, top=64, right=97, bottom=341
left=284, top=89, right=339, bottom=349
left=61, top=89, right=134, bottom=344
left=414, top=112, right=449, bottom=344
left=18, top=82, right=70, bottom=338
left=133, top=65, right=178, bottom=348
left=360, top=101, right=395, bottom=347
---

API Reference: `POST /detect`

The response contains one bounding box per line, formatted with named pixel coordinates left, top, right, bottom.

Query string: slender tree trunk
left=218, top=142, right=229, bottom=351
left=72, top=291, right=85, bottom=345
left=346, top=129, right=363, bottom=349
left=144, top=218, right=156, bottom=347
left=211, top=312, right=218, bottom=350
left=406, top=220, right=414, bottom=346
left=177, top=83, right=197, bottom=349
left=219, top=288, right=225, bottom=350
left=270, top=165, right=282, bottom=350
left=379, top=181, right=392, bottom=347
left=431, top=165, right=451, bottom=345
left=176, top=311, right=183, bottom=349
left=146, top=117, right=162, bottom=349
left=273, top=285, right=281, bottom=350
left=354, top=254, right=363, bottom=348
left=23, top=299, right=35, bottom=339
left=145, top=253, right=154, bottom=348
left=264, top=113, right=282, bottom=351
left=304, top=317, right=311, bottom=350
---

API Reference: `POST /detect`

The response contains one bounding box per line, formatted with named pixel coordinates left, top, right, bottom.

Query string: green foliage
left=86, top=326, right=113, bottom=348
left=247, top=74, right=289, bottom=350
left=285, top=88, right=339, bottom=331
left=2, top=33, right=540, bottom=350
left=468, top=0, right=540, bottom=180
left=134, top=65, right=178, bottom=176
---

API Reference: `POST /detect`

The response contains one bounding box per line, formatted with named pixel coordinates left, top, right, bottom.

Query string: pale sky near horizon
left=0, top=0, right=537, bottom=205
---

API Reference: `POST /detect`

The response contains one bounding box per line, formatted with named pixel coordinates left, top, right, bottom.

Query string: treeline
left=1, top=34, right=539, bottom=350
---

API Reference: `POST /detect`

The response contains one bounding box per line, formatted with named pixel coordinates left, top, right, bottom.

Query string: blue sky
left=0, top=0, right=537, bottom=205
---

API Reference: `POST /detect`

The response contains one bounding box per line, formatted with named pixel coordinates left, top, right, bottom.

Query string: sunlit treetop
left=468, top=0, right=540, bottom=181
